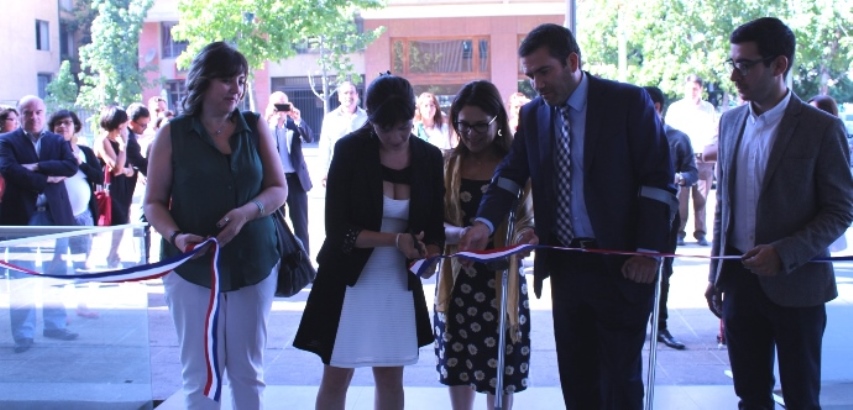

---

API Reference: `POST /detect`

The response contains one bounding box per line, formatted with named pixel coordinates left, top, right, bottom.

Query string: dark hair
left=730, top=17, right=795, bottom=77
left=0, top=106, right=18, bottom=127
left=99, top=106, right=129, bottom=132
left=448, top=80, right=514, bottom=158
left=363, top=73, right=415, bottom=128
left=518, top=23, right=581, bottom=66
left=643, top=86, right=665, bottom=106
left=127, top=103, right=151, bottom=122
left=685, top=74, right=704, bottom=87
left=182, top=42, right=249, bottom=116
left=807, top=95, right=839, bottom=117
left=48, top=110, right=83, bottom=134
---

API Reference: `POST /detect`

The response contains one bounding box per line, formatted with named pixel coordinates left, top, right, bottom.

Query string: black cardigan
left=78, top=144, right=104, bottom=222
left=293, top=128, right=445, bottom=364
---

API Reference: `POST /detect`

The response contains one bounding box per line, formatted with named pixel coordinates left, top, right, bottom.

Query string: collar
left=558, top=71, right=588, bottom=113
left=748, top=89, right=791, bottom=123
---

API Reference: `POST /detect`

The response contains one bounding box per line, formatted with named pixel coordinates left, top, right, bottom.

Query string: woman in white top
left=49, top=110, right=104, bottom=318
left=415, top=92, right=453, bottom=151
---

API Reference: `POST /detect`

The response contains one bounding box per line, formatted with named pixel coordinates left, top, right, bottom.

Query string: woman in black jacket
left=294, top=74, right=445, bottom=410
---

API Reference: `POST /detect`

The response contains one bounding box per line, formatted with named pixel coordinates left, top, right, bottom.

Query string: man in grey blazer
left=706, top=17, right=853, bottom=409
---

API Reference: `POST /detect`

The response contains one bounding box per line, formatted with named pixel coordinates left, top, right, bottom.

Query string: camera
left=274, top=103, right=291, bottom=112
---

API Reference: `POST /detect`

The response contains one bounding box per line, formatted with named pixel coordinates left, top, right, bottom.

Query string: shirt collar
left=748, top=89, right=791, bottom=124
left=563, top=71, right=588, bottom=113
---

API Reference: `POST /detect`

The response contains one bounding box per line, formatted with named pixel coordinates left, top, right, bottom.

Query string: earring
left=497, top=129, right=503, bottom=137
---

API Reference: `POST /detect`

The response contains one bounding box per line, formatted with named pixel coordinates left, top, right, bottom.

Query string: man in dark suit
left=645, top=85, right=699, bottom=350
left=461, top=24, right=675, bottom=409
left=268, top=92, right=313, bottom=253
left=0, top=95, right=80, bottom=353
left=706, top=17, right=853, bottom=409
left=126, top=103, right=151, bottom=263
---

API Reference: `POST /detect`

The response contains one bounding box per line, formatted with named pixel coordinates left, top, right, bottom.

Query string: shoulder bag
left=95, top=167, right=112, bottom=226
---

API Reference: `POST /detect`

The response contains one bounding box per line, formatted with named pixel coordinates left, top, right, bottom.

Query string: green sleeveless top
left=162, top=110, right=279, bottom=291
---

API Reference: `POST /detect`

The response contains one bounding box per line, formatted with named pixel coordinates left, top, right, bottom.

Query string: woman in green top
left=143, top=42, right=287, bottom=409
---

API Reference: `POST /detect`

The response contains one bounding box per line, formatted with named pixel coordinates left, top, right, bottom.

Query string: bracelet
left=252, top=199, right=265, bottom=216
left=395, top=233, right=402, bottom=249
left=169, top=230, right=183, bottom=248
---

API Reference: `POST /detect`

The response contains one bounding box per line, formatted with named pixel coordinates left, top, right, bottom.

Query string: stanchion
left=493, top=179, right=523, bottom=410
left=645, top=262, right=664, bottom=410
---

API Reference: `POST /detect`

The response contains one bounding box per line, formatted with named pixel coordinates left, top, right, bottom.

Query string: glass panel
left=409, top=39, right=473, bottom=74
left=0, top=225, right=152, bottom=409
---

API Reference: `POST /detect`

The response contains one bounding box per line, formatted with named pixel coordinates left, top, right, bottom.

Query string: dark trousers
left=720, top=256, right=825, bottom=410
left=549, top=252, right=653, bottom=410
left=658, top=210, right=680, bottom=330
left=285, top=173, right=310, bottom=254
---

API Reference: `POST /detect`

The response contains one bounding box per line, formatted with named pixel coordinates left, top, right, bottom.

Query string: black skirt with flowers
left=433, top=178, right=531, bottom=395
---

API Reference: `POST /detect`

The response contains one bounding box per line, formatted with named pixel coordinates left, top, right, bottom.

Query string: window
left=37, top=74, right=52, bottom=99
left=59, top=21, right=74, bottom=58
left=391, top=37, right=490, bottom=87
left=165, top=80, right=187, bottom=114
left=161, top=22, right=188, bottom=59
left=36, top=20, right=50, bottom=51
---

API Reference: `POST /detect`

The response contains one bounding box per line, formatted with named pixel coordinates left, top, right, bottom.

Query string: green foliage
left=172, top=0, right=384, bottom=87
left=577, top=0, right=853, bottom=104
left=76, top=0, right=154, bottom=111
left=45, top=61, right=79, bottom=112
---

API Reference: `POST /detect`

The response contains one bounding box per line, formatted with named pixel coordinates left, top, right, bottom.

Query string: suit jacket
left=125, top=130, right=148, bottom=177
left=78, top=144, right=104, bottom=222
left=0, top=128, right=78, bottom=225
left=293, top=128, right=445, bottom=363
left=665, top=124, right=699, bottom=188
left=477, top=73, right=675, bottom=297
left=710, top=94, right=853, bottom=307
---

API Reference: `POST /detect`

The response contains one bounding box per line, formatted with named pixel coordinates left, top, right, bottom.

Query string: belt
left=285, top=172, right=298, bottom=177
left=36, top=206, right=47, bottom=212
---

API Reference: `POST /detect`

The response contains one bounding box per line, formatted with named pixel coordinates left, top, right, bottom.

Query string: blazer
left=293, top=128, right=446, bottom=364
left=477, top=73, right=676, bottom=297
left=709, top=94, right=853, bottom=307
left=277, top=119, right=313, bottom=191
left=0, top=128, right=78, bottom=225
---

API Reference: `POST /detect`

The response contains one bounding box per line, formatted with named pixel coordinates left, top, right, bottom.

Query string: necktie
left=555, top=105, right=574, bottom=246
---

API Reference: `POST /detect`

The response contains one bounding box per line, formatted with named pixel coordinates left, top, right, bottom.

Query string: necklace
left=203, top=118, right=230, bottom=136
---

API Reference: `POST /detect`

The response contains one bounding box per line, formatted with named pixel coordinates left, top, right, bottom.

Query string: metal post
left=645, top=262, right=664, bottom=410
left=494, top=185, right=523, bottom=410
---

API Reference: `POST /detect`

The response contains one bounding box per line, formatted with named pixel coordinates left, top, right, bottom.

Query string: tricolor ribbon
left=0, top=237, right=225, bottom=402
left=409, top=243, right=853, bottom=277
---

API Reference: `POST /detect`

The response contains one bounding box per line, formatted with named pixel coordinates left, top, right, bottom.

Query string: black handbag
left=272, top=207, right=316, bottom=297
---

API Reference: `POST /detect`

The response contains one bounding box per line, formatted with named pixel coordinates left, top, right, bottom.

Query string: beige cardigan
left=436, top=152, right=534, bottom=343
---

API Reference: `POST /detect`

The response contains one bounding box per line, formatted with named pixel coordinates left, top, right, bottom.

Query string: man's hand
left=459, top=221, right=490, bottom=252
left=22, top=163, right=38, bottom=172
left=46, top=176, right=66, bottom=184
left=704, top=282, right=723, bottom=318
left=621, top=256, right=658, bottom=284
left=742, top=244, right=781, bottom=276
left=322, top=176, right=327, bottom=188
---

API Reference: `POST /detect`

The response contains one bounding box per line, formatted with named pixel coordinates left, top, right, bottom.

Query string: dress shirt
left=730, top=90, right=792, bottom=252
left=552, top=72, right=594, bottom=239
left=28, top=131, right=48, bottom=207
left=275, top=123, right=296, bottom=173
left=666, top=99, right=718, bottom=151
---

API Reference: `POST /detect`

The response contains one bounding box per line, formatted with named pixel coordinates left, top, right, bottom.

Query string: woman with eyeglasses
left=49, top=110, right=103, bottom=318
left=435, top=80, right=535, bottom=410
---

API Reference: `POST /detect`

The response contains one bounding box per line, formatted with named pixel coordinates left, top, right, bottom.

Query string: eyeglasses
left=455, top=116, right=497, bottom=135
left=56, top=120, right=74, bottom=127
left=725, top=56, right=776, bottom=76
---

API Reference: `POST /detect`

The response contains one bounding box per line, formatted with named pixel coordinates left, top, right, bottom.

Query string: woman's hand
left=214, top=208, right=251, bottom=248
left=396, top=231, right=426, bottom=260
left=123, top=167, right=135, bottom=177
left=514, top=228, right=539, bottom=259
left=174, top=232, right=209, bottom=258
left=418, top=244, right=442, bottom=279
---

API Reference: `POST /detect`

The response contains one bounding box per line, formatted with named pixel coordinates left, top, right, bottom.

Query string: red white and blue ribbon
left=409, top=243, right=853, bottom=277
left=0, top=237, right=225, bottom=402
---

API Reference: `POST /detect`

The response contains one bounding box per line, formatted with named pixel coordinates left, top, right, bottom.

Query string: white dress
left=329, top=196, right=418, bottom=367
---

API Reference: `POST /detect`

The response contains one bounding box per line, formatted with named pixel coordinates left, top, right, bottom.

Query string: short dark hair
left=730, top=17, right=795, bottom=77
left=518, top=23, right=581, bottom=66
left=99, top=106, right=129, bottom=132
left=643, top=86, right=665, bottom=106
left=363, top=73, right=415, bottom=128
left=807, top=95, right=839, bottom=117
left=449, top=80, right=514, bottom=157
left=0, top=106, right=18, bottom=125
left=127, top=103, right=150, bottom=122
left=182, top=42, right=249, bottom=116
left=48, top=110, right=83, bottom=134
left=685, top=74, right=703, bottom=87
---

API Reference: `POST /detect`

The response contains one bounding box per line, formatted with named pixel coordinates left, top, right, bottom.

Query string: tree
left=76, top=0, right=154, bottom=112
left=46, top=61, right=79, bottom=112
left=576, top=0, right=853, bottom=106
left=172, top=0, right=384, bottom=112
